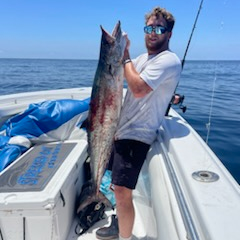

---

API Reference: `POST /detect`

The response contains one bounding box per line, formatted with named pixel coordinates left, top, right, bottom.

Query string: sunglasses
left=144, top=25, right=168, bottom=35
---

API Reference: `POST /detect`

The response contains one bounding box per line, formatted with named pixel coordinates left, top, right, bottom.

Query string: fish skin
left=77, top=21, right=126, bottom=213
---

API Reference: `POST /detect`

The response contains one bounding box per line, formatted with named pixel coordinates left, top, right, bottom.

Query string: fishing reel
left=172, top=94, right=187, bottom=113
left=165, top=93, right=187, bottom=116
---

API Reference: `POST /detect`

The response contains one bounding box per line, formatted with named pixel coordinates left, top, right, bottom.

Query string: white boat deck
left=0, top=88, right=240, bottom=240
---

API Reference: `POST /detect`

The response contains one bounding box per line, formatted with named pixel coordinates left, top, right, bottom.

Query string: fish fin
left=100, top=25, right=115, bottom=44
left=112, top=21, right=121, bottom=38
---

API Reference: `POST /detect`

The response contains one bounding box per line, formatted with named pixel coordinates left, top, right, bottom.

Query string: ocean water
left=0, top=58, right=239, bottom=184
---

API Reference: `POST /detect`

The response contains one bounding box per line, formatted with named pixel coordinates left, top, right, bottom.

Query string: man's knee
left=114, top=185, right=132, bottom=205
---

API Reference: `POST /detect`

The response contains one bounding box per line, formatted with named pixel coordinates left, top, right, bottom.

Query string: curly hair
left=145, top=7, right=175, bottom=32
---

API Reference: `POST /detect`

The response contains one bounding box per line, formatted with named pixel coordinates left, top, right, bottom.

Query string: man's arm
left=123, top=37, right=152, bottom=98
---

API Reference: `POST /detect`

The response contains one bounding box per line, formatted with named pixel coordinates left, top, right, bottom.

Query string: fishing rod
left=166, top=0, right=205, bottom=115
left=181, top=0, right=204, bottom=69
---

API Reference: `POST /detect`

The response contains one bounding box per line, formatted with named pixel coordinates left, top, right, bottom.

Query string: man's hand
left=123, top=34, right=130, bottom=62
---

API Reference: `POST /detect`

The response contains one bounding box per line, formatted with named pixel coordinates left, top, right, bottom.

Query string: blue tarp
left=0, top=98, right=90, bottom=172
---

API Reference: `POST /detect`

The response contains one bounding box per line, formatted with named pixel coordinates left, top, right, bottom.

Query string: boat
left=0, top=87, right=240, bottom=240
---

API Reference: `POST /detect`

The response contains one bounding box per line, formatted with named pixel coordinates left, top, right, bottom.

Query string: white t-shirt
left=115, top=50, right=182, bottom=145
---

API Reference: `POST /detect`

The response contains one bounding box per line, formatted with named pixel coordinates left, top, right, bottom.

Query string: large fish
left=77, top=21, right=126, bottom=213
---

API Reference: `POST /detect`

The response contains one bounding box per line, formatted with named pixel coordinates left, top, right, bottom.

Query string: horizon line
left=0, top=57, right=240, bottom=61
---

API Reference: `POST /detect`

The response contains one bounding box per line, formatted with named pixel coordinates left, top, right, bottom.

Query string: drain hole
left=200, top=172, right=210, bottom=178
left=192, top=170, right=219, bottom=182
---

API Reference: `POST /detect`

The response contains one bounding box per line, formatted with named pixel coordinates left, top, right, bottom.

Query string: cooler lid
left=0, top=142, right=77, bottom=192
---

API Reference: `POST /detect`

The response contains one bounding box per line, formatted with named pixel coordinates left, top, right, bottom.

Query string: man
left=97, top=6, right=181, bottom=240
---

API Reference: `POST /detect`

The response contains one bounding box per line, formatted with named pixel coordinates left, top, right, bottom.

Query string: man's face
left=145, top=15, right=171, bottom=54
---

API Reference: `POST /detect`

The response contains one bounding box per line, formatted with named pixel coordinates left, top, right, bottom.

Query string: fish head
left=99, top=21, right=126, bottom=70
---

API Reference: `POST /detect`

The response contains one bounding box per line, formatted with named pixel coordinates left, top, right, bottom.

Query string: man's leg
left=96, top=140, right=150, bottom=239
left=114, top=185, right=134, bottom=239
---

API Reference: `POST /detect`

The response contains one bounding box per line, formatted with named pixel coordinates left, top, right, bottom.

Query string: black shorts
left=108, top=139, right=150, bottom=189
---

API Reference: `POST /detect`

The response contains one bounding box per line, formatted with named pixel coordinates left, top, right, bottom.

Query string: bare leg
left=114, top=185, right=134, bottom=239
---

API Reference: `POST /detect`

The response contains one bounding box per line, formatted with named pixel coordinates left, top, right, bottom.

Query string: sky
left=0, top=0, right=239, bottom=60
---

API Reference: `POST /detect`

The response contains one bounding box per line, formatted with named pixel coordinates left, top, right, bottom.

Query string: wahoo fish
left=77, top=21, right=126, bottom=213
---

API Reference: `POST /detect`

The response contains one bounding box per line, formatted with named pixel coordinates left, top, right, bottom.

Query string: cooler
left=0, top=140, right=88, bottom=240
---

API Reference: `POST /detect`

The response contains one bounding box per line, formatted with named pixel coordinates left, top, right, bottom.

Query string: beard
left=145, top=36, right=168, bottom=53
